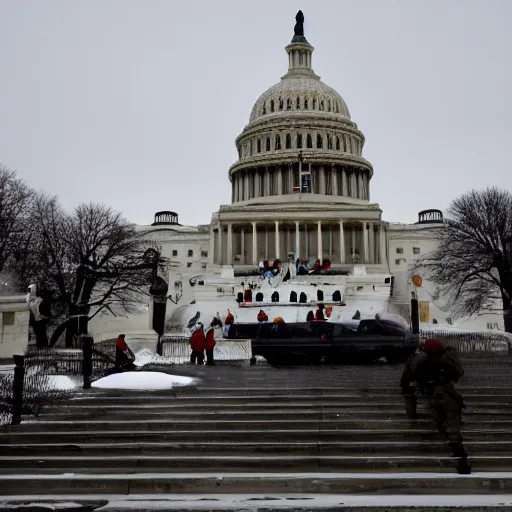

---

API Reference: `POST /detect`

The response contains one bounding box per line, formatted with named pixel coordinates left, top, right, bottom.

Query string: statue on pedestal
left=294, top=11, right=304, bottom=37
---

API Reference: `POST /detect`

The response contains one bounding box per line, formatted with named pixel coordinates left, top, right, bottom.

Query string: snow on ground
left=91, top=371, right=194, bottom=391
left=2, top=494, right=512, bottom=510
left=47, top=375, right=81, bottom=391
left=134, top=348, right=173, bottom=367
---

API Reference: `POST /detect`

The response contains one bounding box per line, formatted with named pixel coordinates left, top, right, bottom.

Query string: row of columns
left=232, top=166, right=370, bottom=202
left=214, top=221, right=386, bottom=266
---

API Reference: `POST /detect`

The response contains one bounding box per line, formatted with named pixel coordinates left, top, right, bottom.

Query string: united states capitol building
left=93, top=12, right=502, bottom=342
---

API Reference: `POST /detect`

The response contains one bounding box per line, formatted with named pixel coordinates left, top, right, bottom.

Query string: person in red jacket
left=189, top=323, right=206, bottom=365
left=204, top=318, right=221, bottom=366
left=115, top=334, right=136, bottom=371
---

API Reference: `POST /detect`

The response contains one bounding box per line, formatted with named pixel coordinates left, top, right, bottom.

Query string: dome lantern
left=283, top=11, right=319, bottom=80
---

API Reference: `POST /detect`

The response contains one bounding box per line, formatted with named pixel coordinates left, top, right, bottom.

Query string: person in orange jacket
left=205, top=318, right=221, bottom=366
left=189, top=323, right=206, bottom=365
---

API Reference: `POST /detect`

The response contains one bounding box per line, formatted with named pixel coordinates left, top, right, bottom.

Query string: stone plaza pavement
left=2, top=355, right=512, bottom=510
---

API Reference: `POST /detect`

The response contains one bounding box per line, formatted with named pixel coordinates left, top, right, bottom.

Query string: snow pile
left=134, top=348, right=173, bottom=367
left=91, top=371, right=194, bottom=390
left=47, top=375, right=81, bottom=391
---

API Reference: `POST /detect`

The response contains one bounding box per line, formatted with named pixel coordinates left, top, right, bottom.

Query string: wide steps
left=3, top=471, right=512, bottom=495
left=3, top=454, right=512, bottom=473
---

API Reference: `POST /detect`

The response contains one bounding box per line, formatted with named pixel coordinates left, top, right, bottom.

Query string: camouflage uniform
left=400, top=342, right=470, bottom=474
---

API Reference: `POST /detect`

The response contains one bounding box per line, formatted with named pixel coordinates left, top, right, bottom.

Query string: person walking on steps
left=400, top=338, right=471, bottom=474
left=189, top=323, right=206, bottom=365
left=205, top=318, right=221, bottom=365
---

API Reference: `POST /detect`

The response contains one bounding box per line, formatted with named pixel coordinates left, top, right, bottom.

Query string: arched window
left=335, top=102, right=339, bottom=113
left=320, top=100, right=325, bottom=111
left=327, top=99, right=331, bottom=112
left=266, top=137, right=271, bottom=152
left=332, top=290, right=342, bottom=302
left=296, top=133, right=303, bottom=149
left=289, top=291, right=297, bottom=302
left=336, top=136, right=340, bottom=150
left=312, top=97, right=316, bottom=109
left=286, top=134, right=292, bottom=149
left=248, top=141, right=252, bottom=156
left=236, top=292, right=244, bottom=303
left=317, top=290, right=324, bottom=302
left=304, top=98, right=309, bottom=109
left=257, top=139, right=262, bottom=153
left=275, top=134, right=281, bottom=150
left=279, top=98, right=284, bottom=110
left=317, top=134, right=323, bottom=149
left=287, top=98, right=292, bottom=110
left=271, top=291, right=279, bottom=303
left=343, top=137, right=347, bottom=152
left=256, top=292, right=264, bottom=302
left=296, top=97, right=301, bottom=109
left=327, top=135, right=333, bottom=150
left=307, top=134, right=313, bottom=148
left=299, top=292, right=308, bottom=304
left=262, top=103, right=266, bottom=115
left=270, top=100, right=275, bottom=112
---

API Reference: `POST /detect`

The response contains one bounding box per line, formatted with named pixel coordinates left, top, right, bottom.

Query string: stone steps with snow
left=1, top=366, right=512, bottom=501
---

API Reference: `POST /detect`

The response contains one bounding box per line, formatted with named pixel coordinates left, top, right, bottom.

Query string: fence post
left=82, top=336, right=93, bottom=390
left=11, top=354, right=25, bottom=426
left=410, top=297, right=420, bottom=335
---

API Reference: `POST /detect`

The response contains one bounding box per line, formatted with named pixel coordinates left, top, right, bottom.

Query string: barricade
left=160, top=335, right=252, bottom=364
left=420, top=329, right=512, bottom=354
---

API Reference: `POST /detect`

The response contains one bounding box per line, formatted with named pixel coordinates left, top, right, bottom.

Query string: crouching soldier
left=400, top=338, right=471, bottom=475
left=189, top=323, right=205, bottom=365
left=115, top=334, right=136, bottom=371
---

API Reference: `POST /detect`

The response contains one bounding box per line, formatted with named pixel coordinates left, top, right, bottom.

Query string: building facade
left=132, top=13, right=504, bottom=332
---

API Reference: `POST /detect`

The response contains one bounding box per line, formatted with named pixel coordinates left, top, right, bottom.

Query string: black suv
left=228, top=319, right=418, bottom=365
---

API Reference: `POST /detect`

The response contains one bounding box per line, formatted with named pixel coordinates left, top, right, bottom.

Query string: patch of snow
left=134, top=348, right=173, bottom=367
left=91, top=371, right=194, bottom=391
left=47, top=375, right=80, bottom=391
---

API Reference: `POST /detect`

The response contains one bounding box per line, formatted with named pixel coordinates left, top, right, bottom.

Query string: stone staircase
left=1, top=367, right=512, bottom=510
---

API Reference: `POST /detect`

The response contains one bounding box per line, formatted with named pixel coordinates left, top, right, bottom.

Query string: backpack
left=418, top=358, right=453, bottom=397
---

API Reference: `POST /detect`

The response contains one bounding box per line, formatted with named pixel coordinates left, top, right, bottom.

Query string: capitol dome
left=228, top=11, right=373, bottom=207
left=249, top=77, right=351, bottom=123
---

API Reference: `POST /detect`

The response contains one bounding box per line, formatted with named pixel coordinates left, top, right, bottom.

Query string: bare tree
left=0, top=165, right=33, bottom=276
left=413, top=188, right=512, bottom=332
left=11, top=197, right=165, bottom=345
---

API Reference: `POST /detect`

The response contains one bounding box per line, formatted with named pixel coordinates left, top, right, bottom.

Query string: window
left=201, top=250, right=208, bottom=258
left=395, top=259, right=403, bottom=265
left=296, top=97, right=301, bottom=109
left=257, top=139, right=262, bottom=153
left=2, top=312, right=15, bottom=326
left=172, top=250, right=178, bottom=257
left=413, top=247, right=420, bottom=255
left=312, top=97, right=316, bottom=109
left=286, top=134, right=292, bottom=149
left=266, top=137, right=271, bottom=151
left=307, top=134, right=313, bottom=148
left=287, top=98, right=292, bottom=110
left=262, top=103, right=266, bottom=115
left=327, top=135, right=333, bottom=150
left=270, top=100, right=275, bottom=112
left=396, top=248, right=404, bottom=254
left=357, top=286, right=364, bottom=291
left=336, top=136, right=340, bottom=150
left=320, top=100, right=325, bottom=111
left=187, top=262, right=192, bottom=268
left=188, top=249, right=193, bottom=257
left=316, top=134, right=323, bottom=149
left=279, top=98, right=284, bottom=110
left=275, top=135, right=281, bottom=150
left=304, top=98, right=309, bottom=109
left=328, top=99, right=331, bottom=112
left=202, top=263, right=207, bottom=269
left=296, top=134, right=302, bottom=149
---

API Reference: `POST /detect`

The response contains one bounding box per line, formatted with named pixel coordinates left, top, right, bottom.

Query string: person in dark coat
left=115, top=334, right=136, bottom=371
left=400, top=338, right=471, bottom=474
left=189, top=323, right=206, bottom=365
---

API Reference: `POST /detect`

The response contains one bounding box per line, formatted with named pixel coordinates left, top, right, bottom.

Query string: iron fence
left=420, top=329, right=512, bottom=354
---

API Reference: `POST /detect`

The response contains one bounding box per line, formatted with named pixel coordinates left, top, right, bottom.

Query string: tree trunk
left=65, top=276, right=95, bottom=347
left=503, top=294, right=512, bottom=334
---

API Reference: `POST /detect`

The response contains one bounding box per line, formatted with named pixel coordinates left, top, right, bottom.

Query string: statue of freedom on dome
left=294, top=10, right=304, bottom=37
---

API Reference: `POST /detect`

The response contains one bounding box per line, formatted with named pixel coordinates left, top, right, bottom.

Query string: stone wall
left=0, top=295, right=29, bottom=359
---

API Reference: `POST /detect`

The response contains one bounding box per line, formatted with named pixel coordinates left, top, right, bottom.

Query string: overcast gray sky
left=0, top=0, right=510, bottom=227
